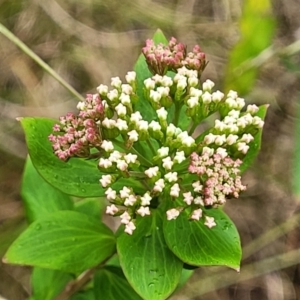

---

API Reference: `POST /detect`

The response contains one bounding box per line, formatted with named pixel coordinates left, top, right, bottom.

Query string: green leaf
left=240, top=104, right=269, bottom=172
left=117, top=210, right=183, bottom=300
left=20, top=117, right=103, bottom=197
left=94, top=266, right=142, bottom=300
left=74, top=198, right=105, bottom=220
left=21, top=156, right=73, bottom=223
left=163, top=208, right=241, bottom=270
left=30, top=267, right=73, bottom=300
left=4, top=211, right=116, bottom=273
left=224, top=0, right=275, bottom=95
left=134, top=29, right=168, bottom=121
left=20, top=117, right=145, bottom=197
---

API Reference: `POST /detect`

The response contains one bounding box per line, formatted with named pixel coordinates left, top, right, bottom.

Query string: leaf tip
left=16, top=117, right=23, bottom=122
left=2, top=256, right=9, bottom=264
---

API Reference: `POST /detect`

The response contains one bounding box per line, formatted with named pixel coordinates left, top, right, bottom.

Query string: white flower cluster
left=92, top=69, right=265, bottom=235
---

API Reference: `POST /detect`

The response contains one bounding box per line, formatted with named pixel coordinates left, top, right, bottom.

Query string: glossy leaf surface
left=117, top=210, right=183, bottom=300
left=163, top=208, right=241, bottom=270
left=5, top=211, right=116, bottom=273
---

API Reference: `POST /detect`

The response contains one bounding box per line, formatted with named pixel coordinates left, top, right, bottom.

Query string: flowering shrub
left=3, top=30, right=268, bottom=300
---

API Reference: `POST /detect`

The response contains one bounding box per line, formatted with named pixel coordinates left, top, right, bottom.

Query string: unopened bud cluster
left=49, top=37, right=264, bottom=234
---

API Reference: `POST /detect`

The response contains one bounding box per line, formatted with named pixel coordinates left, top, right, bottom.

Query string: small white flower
left=192, top=181, right=203, bottom=193
left=128, top=130, right=139, bottom=142
left=174, top=151, right=186, bottom=164
left=144, top=78, right=155, bottom=90
left=145, top=166, right=159, bottom=178
left=240, top=133, right=254, bottom=144
left=101, top=140, right=114, bottom=152
left=225, top=97, right=237, bottom=109
left=130, top=111, right=143, bottom=124
left=236, top=97, right=245, bottom=110
left=108, top=150, right=122, bottom=162
left=124, top=153, right=138, bottom=164
left=166, top=123, right=176, bottom=136
left=215, top=120, right=226, bottom=131
left=153, top=178, right=165, bottom=192
left=202, top=146, right=214, bottom=156
left=125, top=71, right=136, bottom=84
left=252, top=116, right=264, bottom=128
left=212, top=91, right=224, bottom=102
left=190, top=87, right=203, bottom=98
left=150, top=90, right=161, bottom=103
left=203, top=79, right=215, bottom=91
left=121, top=84, right=133, bottom=95
left=215, top=134, right=226, bottom=146
left=120, top=211, right=131, bottom=224
left=228, top=110, right=240, bottom=119
left=204, top=133, right=216, bottom=145
left=183, top=192, right=194, bottom=205
left=202, top=91, right=212, bottom=104
left=157, top=147, right=169, bottom=158
left=149, top=121, right=162, bottom=131
left=170, top=183, right=180, bottom=197
left=116, top=119, right=128, bottom=131
left=246, top=104, right=259, bottom=115
left=162, top=156, right=173, bottom=170
left=107, top=89, right=119, bottom=101
left=194, top=196, right=204, bottom=206
left=77, top=101, right=85, bottom=110
left=226, top=134, right=239, bottom=145
left=161, top=76, right=173, bottom=87
left=137, top=120, right=149, bottom=131
left=125, top=221, right=136, bottom=235
left=157, top=86, right=170, bottom=97
left=97, top=84, right=108, bottom=95
left=120, top=186, right=131, bottom=199
left=105, top=187, right=117, bottom=200
left=188, top=76, right=199, bottom=87
left=99, top=158, right=113, bottom=169
left=164, top=172, right=178, bottom=183
left=156, top=107, right=168, bottom=120
left=141, top=192, right=152, bottom=206
left=99, top=175, right=112, bottom=187
left=137, top=206, right=151, bottom=217
left=204, top=216, right=216, bottom=228
left=124, top=194, right=137, bottom=206
left=187, top=96, right=199, bottom=108
left=166, top=208, right=180, bottom=220
left=102, top=118, right=116, bottom=129
left=190, top=208, right=202, bottom=220
left=227, top=90, right=238, bottom=99
left=153, top=74, right=163, bottom=83
left=119, top=93, right=131, bottom=105
left=111, top=77, right=122, bottom=88
left=216, top=147, right=228, bottom=158
left=177, top=78, right=187, bottom=90
left=237, top=142, right=249, bottom=154
left=116, top=159, right=128, bottom=171
left=106, top=204, right=119, bottom=215
left=115, top=103, right=127, bottom=117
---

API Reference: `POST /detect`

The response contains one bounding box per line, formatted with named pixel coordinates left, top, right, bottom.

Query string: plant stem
left=54, top=253, right=115, bottom=300
left=188, top=121, right=198, bottom=136
left=0, top=22, right=85, bottom=102
left=113, top=139, right=153, bottom=167
left=173, top=103, right=181, bottom=127
left=146, top=138, right=156, bottom=156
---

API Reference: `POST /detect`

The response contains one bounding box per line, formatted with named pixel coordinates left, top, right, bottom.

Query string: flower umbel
left=49, top=37, right=265, bottom=234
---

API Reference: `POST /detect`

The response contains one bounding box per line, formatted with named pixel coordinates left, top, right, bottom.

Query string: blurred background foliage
left=1, top=0, right=300, bottom=299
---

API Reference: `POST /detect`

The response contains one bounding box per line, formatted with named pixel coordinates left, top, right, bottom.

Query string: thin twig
left=54, top=253, right=115, bottom=300
left=0, top=22, right=85, bottom=103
